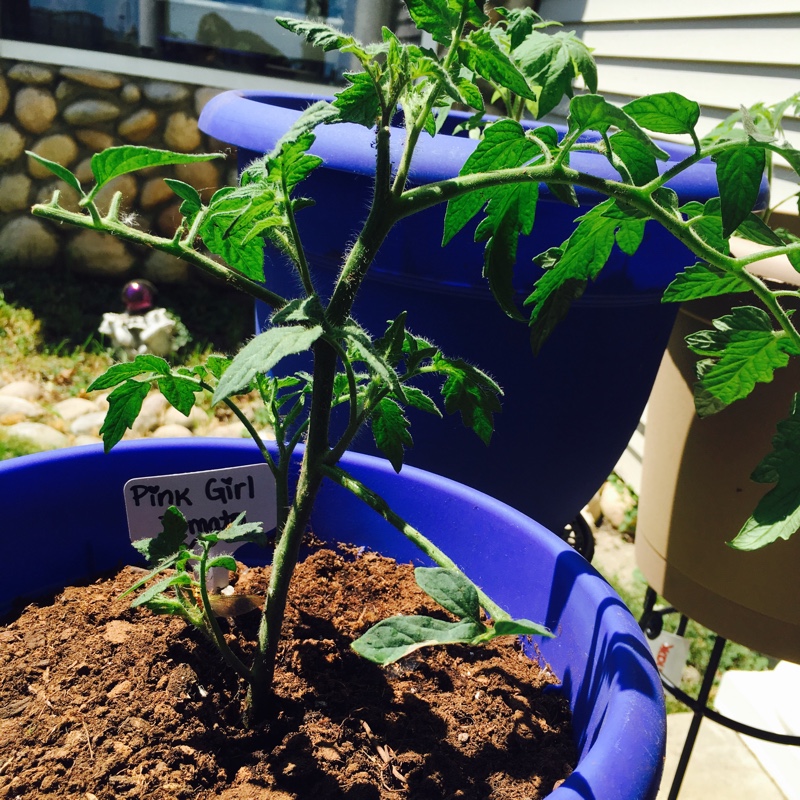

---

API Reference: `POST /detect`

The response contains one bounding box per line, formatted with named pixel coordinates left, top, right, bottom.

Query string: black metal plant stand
left=639, top=586, right=800, bottom=800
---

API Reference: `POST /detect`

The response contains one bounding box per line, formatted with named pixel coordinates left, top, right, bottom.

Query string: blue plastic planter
left=0, top=439, right=665, bottom=799
left=199, top=91, right=745, bottom=532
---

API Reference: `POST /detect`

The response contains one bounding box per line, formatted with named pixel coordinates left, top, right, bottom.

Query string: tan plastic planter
left=636, top=293, right=800, bottom=662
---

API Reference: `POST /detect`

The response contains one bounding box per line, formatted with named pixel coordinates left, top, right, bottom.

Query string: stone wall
left=0, top=58, right=236, bottom=283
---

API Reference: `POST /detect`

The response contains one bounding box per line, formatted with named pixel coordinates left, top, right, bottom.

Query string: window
left=2, top=1, right=398, bottom=85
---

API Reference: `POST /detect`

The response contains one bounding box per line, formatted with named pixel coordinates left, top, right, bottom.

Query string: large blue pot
left=0, top=439, right=665, bottom=799
left=199, top=91, right=741, bottom=532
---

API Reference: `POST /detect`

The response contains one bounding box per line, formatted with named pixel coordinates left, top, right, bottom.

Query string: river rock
left=63, top=99, right=121, bottom=126
left=163, top=405, right=207, bottom=430
left=143, top=250, right=189, bottom=283
left=121, top=83, right=141, bottom=104
left=93, top=174, right=138, bottom=215
left=152, top=424, right=193, bottom=438
left=0, top=173, right=32, bottom=213
left=0, top=75, right=9, bottom=116
left=143, top=81, right=189, bottom=105
left=76, top=129, right=115, bottom=151
left=164, top=112, right=200, bottom=152
left=0, top=217, right=59, bottom=270
left=0, top=381, right=42, bottom=401
left=35, top=180, right=82, bottom=213
left=69, top=411, right=108, bottom=437
left=66, top=230, right=133, bottom=276
left=0, top=124, right=25, bottom=167
left=194, top=87, right=223, bottom=116
left=60, top=67, right=122, bottom=90
left=172, top=160, right=220, bottom=202
left=5, top=422, right=69, bottom=450
left=54, top=396, right=101, bottom=422
left=15, top=86, right=58, bottom=134
left=118, top=109, right=159, bottom=143
left=7, top=63, right=54, bottom=85
left=28, top=134, right=79, bottom=178
left=0, top=395, right=44, bottom=421
left=132, top=392, right=169, bottom=433
left=140, top=177, right=174, bottom=209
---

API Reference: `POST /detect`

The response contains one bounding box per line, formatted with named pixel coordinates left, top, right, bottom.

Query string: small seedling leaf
left=622, top=92, right=700, bottom=136
left=130, top=570, right=193, bottom=609
left=414, top=567, right=481, bottom=621
left=132, top=506, right=190, bottom=564
left=371, top=397, right=413, bottom=473
left=351, top=616, right=485, bottom=665
left=490, top=618, right=552, bottom=638
left=88, top=354, right=170, bottom=391
left=25, top=152, right=84, bottom=195
left=99, top=379, right=151, bottom=451
left=157, top=375, right=199, bottom=417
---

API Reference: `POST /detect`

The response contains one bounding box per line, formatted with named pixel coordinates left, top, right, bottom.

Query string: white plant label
left=124, top=463, right=277, bottom=554
left=649, top=630, right=690, bottom=687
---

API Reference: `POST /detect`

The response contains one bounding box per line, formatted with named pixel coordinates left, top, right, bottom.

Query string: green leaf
left=88, top=354, right=170, bottom=391
left=131, top=571, right=193, bottom=610
left=735, top=213, right=785, bottom=248
left=444, top=119, right=540, bottom=245
left=333, top=72, right=381, bottom=127
left=513, top=30, right=597, bottom=119
left=687, top=306, right=800, bottom=413
left=371, top=398, right=412, bottom=473
left=275, top=16, right=367, bottom=58
left=434, top=355, right=503, bottom=445
left=609, top=131, right=660, bottom=186
left=351, top=616, right=485, bottom=665
left=89, top=147, right=221, bottom=195
left=25, top=151, right=84, bottom=196
left=730, top=394, right=800, bottom=550
left=340, top=321, right=407, bottom=402
left=212, top=325, right=324, bottom=403
left=132, top=506, right=189, bottom=564
left=414, top=567, right=481, bottom=621
left=490, top=618, right=552, bottom=638
left=569, top=95, right=669, bottom=160
left=272, top=295, right=326, bottom=326
left=207, top=555, right=238, bottom=571
left=402, top=386, right=442, bottom=417
left=663, top=263, right=751, bottom=303
left=164, top=178, right=202, bottom=218
left=214, top=517, right=268, bottom=546
left=99, top=379, right=151, bottom=451
left=712, top=146, right=767, bottom=237
left=623, top=93, right=700, bottom=136
left=460, top=29, right=536, bottom=102
left=404, top=0, right=459, bottom=46
left=157, top=375, right=199, bottom=417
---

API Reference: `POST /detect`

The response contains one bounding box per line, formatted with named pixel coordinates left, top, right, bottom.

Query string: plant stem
left=321, top=464, right=512, bottom=623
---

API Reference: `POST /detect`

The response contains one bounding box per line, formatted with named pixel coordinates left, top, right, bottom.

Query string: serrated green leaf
left=341, top=321, right=406, bottom=402
left=730, top=394, right=800, bottom=550
left=275, top=16, right=366, bottom=58
left=99, top=379, right=151, bottom=451
left=88, top=354, right=170, bottom=391
left=404, top=0, right=459, bottom=46
left=460, top=29, right=535, bottom=103
left=132, top=506, right=189, bottom=564
left=157, top=375, right=198, bottom=417
left=609, top=131, right=660, bottom=186
left=623, top=92, right=700, bottom=136
left=272, top=295, right=326, bottom=326
left=687, top=306, right=799, bottom=412
left=444, top=119, right=540, bottom=245
left=434, top=355, right=502, bottom=445
left=713, top=146, right=767, bottom=237
left=414, top=567, right=481, bottom=621
left=663, top=263, right=751, bottom=303
left=89, top=147, right=221, bottom=196
left=205, top=355, right=231, bottom=379
left=402, top=386, right=442, bottom=417
left=569, top=95, right=669, bottom=160
left=735, top=213, right=785, bottom=247
left=25, top=151, right=84, bottom=196
left=212, top=325, right=323, bottom=403
left=513, top=30, right=597, bottom=119
left=351, top=616, right=485, bottom=665
left=214, top=517, right=268, bottom=546
left=371, top=397, right=412, bottom=473
left=333, top=71, right=381, bottom=127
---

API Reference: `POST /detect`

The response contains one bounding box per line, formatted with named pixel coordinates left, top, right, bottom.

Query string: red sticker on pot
left=123, top=463, right=276, bottom=550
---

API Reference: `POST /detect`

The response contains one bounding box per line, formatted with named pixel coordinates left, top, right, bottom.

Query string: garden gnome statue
left=99, top=279, right=176, bottom=361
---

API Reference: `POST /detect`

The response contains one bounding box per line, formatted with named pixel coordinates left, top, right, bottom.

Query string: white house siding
left=537, top=0, right=800, bottom=228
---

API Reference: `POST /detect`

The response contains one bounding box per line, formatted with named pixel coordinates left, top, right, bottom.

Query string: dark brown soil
left=0, top=545, right=576, bottom=799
